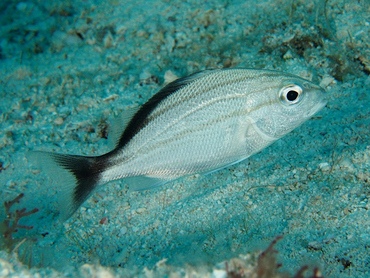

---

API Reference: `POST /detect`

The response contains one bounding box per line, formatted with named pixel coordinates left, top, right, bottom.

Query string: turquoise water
left=0, top=0, right=369, bottom=277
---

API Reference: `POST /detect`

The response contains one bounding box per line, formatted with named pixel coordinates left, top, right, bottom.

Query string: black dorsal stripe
left=116, top=70, right=216, bottom=149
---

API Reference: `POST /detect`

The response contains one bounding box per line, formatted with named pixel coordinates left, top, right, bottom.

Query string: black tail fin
left=27, top=151, right=101, bottom=221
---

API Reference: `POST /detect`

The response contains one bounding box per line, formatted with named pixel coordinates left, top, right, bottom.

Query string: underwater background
left=0, top=0, right=369, bottom=277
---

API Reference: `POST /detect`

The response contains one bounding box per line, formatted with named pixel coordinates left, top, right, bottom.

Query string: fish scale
left=29, top=68, right=326, bottom=220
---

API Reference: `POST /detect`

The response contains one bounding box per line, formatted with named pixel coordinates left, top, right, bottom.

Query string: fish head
left=251, top=74, right=327, bottom=140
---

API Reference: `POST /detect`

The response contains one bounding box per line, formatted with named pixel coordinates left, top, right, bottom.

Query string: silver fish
left=30, top=68, right=326, bottom=220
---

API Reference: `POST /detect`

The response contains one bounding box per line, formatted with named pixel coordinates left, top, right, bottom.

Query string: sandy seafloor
left=0, top=0, right=370, bottom=277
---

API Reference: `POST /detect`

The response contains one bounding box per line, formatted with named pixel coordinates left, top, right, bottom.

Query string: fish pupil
left=286, top=90, right=299, bottom=101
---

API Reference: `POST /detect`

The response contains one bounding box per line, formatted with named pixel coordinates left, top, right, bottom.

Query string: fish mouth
left=306, top=98, right=327, bottom=118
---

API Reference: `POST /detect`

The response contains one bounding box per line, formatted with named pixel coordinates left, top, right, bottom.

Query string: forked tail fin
left=27, top=151, right=102, bottom=221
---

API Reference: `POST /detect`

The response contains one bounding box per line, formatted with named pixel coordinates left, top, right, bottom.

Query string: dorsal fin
left=108, top=106, right=139, bottom=149
left=116, top=69, right=218, bottom=149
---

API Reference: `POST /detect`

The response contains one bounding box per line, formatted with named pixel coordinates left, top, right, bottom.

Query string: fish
left=29, top=68, right=327, bottom=220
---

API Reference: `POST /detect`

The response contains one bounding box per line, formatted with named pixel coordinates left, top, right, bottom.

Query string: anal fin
left=125, top=176, right=173, bottom=191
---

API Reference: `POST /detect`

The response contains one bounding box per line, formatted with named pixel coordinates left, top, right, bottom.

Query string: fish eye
left=279, top=85, right=303, bottom=105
